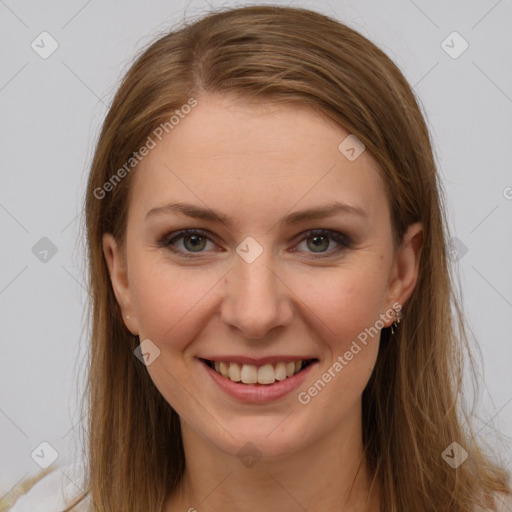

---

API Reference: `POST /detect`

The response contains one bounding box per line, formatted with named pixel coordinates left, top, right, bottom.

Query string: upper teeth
left=213, top=360, right=306, bottom=385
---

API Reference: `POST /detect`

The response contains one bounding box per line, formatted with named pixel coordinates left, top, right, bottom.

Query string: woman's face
left=104, top=94, right=422, bottom=460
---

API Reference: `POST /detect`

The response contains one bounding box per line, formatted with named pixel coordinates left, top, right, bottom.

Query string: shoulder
left=476, top=492, right=512, bottom=512
left=494, top=491, right=512, bottom=512
left=10, top=463, right=90, bottom=512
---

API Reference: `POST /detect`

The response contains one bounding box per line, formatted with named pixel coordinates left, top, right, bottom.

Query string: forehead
left=129, top=95, right=388, bottom=224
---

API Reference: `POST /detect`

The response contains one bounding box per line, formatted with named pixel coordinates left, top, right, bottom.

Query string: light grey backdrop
left=1, top=0, right=511, bottom=499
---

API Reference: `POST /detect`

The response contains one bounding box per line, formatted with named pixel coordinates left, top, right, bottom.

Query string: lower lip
left=200, top=359, right=317, bottom=403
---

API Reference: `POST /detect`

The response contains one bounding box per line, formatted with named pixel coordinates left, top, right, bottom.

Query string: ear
left=384, top=222, right=423, bottom=325
left=102, top=233, right=139, bottom=335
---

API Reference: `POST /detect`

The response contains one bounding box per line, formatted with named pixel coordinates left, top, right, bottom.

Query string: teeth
left=241, top=364, right=258, bottom=384
left=228, top=363, right=241, bottom=382
left=219, top=361, right=229, bottom=378
left=275, top=362, right=287, bottom=381
left=209, top=359, right=311, bottom=385
left=258, top=364, right=275, bottom=385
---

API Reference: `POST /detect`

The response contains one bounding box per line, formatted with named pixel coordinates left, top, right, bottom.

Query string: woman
left=11, top=5, right=511, bottom=511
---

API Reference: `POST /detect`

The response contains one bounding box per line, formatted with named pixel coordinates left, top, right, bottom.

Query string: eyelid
left=161, top=228, right=352, bottom=258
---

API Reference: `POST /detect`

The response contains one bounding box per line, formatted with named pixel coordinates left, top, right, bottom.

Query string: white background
left=1, top=0, right=511, bottom=498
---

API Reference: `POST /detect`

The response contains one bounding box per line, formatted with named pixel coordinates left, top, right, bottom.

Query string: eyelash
left=160, top=228, right=352, bottom=259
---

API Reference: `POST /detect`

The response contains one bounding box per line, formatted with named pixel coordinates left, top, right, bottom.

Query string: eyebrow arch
left=145, top=200, right=367, bottom=227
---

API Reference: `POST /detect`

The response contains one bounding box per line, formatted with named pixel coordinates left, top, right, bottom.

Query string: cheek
left=128, top=258, right=223, bottom=418
left=130, top=249, right=391, bottom=349
left=131, top=262, right=221, bottom=346
left=288, top=260, right=391, bottom=345
left=289, top=268, right=387, bottom=417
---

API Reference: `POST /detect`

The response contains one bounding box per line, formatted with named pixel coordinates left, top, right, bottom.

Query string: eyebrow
left=145, top=200, right=367, bottom=228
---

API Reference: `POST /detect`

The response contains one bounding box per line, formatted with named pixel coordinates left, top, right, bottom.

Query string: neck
left=166, top=401, right=379, bottom=512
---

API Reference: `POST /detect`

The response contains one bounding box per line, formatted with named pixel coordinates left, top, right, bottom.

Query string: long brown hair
left=64, top=5, right=510, bottom=511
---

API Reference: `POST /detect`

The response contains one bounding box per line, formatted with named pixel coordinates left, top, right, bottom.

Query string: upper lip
left=198, top=355, right=318, bottom=365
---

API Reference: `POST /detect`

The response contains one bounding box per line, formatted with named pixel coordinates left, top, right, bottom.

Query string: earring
left=125, top=315, right=130, bottom=319
left=390, top=305, right=402, bottom=335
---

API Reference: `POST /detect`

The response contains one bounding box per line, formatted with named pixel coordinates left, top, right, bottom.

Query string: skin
left=103, top=94, right=423, bottom=511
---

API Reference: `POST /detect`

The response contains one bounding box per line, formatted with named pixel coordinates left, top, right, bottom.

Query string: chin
left=198, top=414, right=318, bottom=463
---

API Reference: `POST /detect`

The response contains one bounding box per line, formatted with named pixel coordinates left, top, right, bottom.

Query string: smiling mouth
left=200, top=358, right=318, bottom=385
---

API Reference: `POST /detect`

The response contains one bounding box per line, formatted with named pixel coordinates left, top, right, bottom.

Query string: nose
left=220, top=247, right=294, bottom=340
